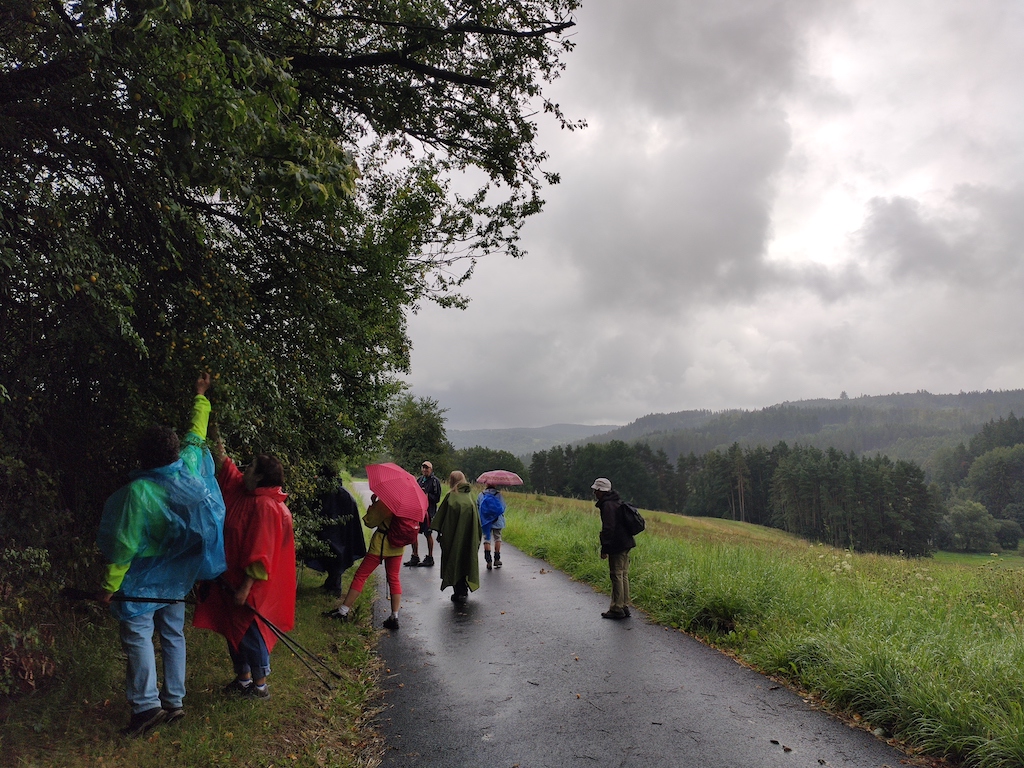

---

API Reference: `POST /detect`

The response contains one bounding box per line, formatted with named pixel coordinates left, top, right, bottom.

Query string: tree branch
left=288, top=51, right=494, bottom=89
left=0, top=56, right=89, bottom=105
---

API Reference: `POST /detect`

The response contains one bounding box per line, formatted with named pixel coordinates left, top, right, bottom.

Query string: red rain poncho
left=193, top=458, right=296, bottom=652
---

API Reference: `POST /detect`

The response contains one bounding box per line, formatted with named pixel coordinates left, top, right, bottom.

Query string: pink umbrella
left=476, top=469, right=524, bottom=487
left=365, top=463, right=429, bottom=520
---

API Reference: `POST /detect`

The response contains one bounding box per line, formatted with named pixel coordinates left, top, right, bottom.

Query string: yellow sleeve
left=102, top=562, right=131, bottom=593
left=245, top=562, right=269, bottom=581
left=363, top=500, right=390, bottom=529
left=187, top=395, right=211, bottom=440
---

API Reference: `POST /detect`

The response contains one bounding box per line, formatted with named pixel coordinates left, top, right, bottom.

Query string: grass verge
left=2, top=477, right=383, bottom=768
left=1, top=571, right=383, bottom=768
left=503, top=494, right=1024, bottom=768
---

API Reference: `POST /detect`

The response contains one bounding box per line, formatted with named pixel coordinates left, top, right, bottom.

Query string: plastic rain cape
left=97, top=434, right=226, bottom=619
left=478, top=489, right=506, bottom=538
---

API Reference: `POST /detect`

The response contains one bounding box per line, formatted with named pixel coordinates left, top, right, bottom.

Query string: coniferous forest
left=528, top=398, right=1024, bottom=556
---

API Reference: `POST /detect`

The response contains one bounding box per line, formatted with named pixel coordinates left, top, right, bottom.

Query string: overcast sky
left=404, top=0, right=1024, bottom=431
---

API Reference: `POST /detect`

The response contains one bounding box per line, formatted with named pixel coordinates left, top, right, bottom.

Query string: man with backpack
left=324, top=494, right=404, bottom=630
left=592, top=477, right=635, bottom=620
left=405, top=460, right=442, bottom=567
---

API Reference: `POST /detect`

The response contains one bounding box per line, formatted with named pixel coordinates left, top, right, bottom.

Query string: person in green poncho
left=96, top=374, right=226, bottom=738
left=430, top=471, right=482, bottom=603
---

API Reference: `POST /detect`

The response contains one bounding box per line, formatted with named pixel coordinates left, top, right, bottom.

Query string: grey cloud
left=574, top=0, right=840, bottom=117
left=857, top=186, right=1024, bottom=287
left=533, top=112, right=792, bottom=310
left=406, top=0, right=1024, bottom=431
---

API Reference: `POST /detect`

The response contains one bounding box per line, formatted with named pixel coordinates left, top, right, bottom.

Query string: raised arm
left=187, top=372, right=213, bottom=440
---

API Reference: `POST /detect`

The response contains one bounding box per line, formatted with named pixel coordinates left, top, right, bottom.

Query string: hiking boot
left=223, top=678, right=253, bottom=695
left=245, top=683, right=270, bottom=699
left=163, top=707, right=185, bottom=725
left=601, top=609, right=627, bottom=620
left=418, top=555, right=434, bottom=567
left=493, top=554, right=502, bottom=569
left=484, top=551, right=492, bottom=570
left=120, top=707, right=167, bottom=738
left=403, top=554, right=420, bottom=567
left=382, top=616, right=400, bottom=631
left=623, top=607, right=632, bottom=618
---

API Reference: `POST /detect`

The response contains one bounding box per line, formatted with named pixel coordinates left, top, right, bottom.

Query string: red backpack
left=385, top=514, right=421, bottom=548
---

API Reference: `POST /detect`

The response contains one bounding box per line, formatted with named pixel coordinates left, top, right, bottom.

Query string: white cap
left=591, top=477, right=612, bottom=492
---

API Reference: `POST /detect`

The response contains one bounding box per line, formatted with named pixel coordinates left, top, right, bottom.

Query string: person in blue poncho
left=478, top=484, right=506, bottom=570
left=96, top=373, right=226, bottom=738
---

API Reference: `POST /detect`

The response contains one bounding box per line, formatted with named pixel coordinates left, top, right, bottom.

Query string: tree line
left=530, top=440, right=942, bottom=555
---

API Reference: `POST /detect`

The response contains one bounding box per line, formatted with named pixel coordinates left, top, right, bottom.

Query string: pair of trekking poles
left=62, top=580, right=343, bottom=691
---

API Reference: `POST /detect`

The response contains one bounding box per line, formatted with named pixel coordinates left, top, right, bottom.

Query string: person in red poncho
left=193, top=442, right=296, bottom=699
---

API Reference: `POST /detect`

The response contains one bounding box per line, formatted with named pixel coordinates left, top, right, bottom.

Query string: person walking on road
left=431, top=471, right=482, bottom=603
left=324, top=495, right=404, bottom=630
left=478, top=484, right=506, bottom=570
left=96, top=373, right=226, bottom=737
left=406, top=460, right=442, bottom=568
left=593, top=477, right=634, bottom=620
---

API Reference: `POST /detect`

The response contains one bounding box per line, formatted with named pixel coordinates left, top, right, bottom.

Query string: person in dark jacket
left=314, top=466, right=366, bottom=597
left=593, top=477, right=635, bottom=619
left=406, top=460, right=442, bottom=567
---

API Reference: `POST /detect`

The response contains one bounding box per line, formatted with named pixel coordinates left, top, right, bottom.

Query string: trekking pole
left=251, top=608, right=344, bottom=680
left=60, top=587, right=188, bottom=604
left=254, top=613, right=334, bottom=691
left=212, top=578, right=343, bottom=686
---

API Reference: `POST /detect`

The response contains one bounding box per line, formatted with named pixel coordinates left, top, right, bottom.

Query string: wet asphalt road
left=351, top=482, right=908, bottom=768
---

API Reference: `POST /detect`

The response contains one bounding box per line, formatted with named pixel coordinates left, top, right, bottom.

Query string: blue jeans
left=228, top=620, right=271, bottom=680
left=119, top=601, right=186, bottom=714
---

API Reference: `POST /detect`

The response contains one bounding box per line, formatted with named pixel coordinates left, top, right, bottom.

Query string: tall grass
left=505, top=495, right=1024, bottom=768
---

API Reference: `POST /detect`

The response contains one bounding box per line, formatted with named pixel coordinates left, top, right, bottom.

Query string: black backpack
left=619, top=501, right=646, bottom=536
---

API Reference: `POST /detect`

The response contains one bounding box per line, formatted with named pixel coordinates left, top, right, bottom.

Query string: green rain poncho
left=96, top=396, right=226, bottom=619
left=431, top=481, right=482, bottom=593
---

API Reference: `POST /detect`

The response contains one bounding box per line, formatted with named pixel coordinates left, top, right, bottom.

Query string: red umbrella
left=476, top=469, right=523, bottom=487
left=365, top=463, right=429, bottom=520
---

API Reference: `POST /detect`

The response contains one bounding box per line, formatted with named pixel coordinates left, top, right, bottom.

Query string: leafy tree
left=965, top=445, right=1024, bottom=518
left=1, top=1, right=578, bottom=551
left=1003, top=502, right=1024, bottom=527
left=383, top=395, right=453, bottom=476
left=945, top=500, right=999, bottom=553
left=995, top=519, right=1023, bottom=551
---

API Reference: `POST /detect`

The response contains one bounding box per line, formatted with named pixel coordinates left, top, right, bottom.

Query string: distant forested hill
left=578, top=390, right=1024, bottom=478
left=449, top=423, right=619, bottom=456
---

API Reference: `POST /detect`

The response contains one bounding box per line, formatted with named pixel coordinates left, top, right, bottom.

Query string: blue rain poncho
left=478, top=488, right=506, bottom=538
left=97, top=402, right=226, bottom=619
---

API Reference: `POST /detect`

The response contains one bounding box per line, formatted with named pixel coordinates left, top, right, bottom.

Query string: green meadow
left=503, top=494, right=1024, bottom=768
